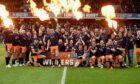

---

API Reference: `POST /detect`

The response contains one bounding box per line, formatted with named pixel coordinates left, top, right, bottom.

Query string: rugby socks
left=5, top=57, right=10, bottom=65
left=110, top=61, right=113, bottom=67
left=19, top=57, right=23, bottom=64
left=138, top=62, right=140, bottom=65
left=58, top=59, right=61, bottom=65
left=52, top=59, right=55, bottom=66
left=12, top=59, right=15, bottom=65
left=120, top=62, right=123, bottom=68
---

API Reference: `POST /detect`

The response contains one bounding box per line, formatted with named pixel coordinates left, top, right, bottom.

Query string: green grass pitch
left=0, top=44, right=140, bottom=84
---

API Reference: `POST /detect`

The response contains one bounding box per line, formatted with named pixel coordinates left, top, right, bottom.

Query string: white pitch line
left=61, top=67, right=67, bottom=84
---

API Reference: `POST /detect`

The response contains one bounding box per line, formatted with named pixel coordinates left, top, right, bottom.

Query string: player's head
left=13, top=29, right=18, bottom=34
left=100, top=40, right=104, bottom=46
left=118, top=32, right=123, bottom=37
left=114, top=40, right=118, bottom=46
left=78, top=44, right=83, bottom=50
left=137, top=30, right=140, bottom=36
left=107, top=39, right=113, bottom=45
left=127, top=31, right=132, bottom=37
left=70, top=27, right=74, bottom=33
left=39, top=30, right=43, bottom=36
left=91, top=38, right=96, bottom=46
left=33, top=34, right=38, bottom=39
left=58, top=39, right=63, bottom=44
left=111, top=33, right=115, bottom=39
left=34, top=38, right=39, bottom=44
left=69, top=39, right=74, bottom=44
left=95, top=28, right=99, bottom=33
left=100, top=29, right=103, bottom=34
left=61, top=28, right=65, bottom=34
left=82, top=27, right=86, bottom=32
left=50, top=29, right=55, bottom=35
left=26, top=31, right=31, bottom=36
left=20, top=29, right=26, bottom=34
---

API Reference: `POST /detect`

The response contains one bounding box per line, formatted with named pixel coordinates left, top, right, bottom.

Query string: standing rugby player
left=48, top=29, right=59, bottom=67
left=25, top=31, right=32, bottom=64
left=12, top=29, right=20, bottom=67
left=19, top=30, right=27, bottom=66
left=125, top=31, right=135, bottom=67
left=2, top=26, right=13, bottom=68
left=135, top=30, right=140, bottom=67
left=117, top=32, right=127, bottom=66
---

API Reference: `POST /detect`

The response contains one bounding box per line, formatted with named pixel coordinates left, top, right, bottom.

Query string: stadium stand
left=0, top=0, right=140, bottom=13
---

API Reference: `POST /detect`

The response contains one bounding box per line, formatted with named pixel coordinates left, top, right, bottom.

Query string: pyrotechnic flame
left=101, top=5, right=116, bottom=19
left=101, top=5, right=117, bottom=29
left=107, top=19, right=118, bottom=29
left=2, top=17, right=13, bottom=28
left=60, top=0, right=69, bottom=12
left=71, top=0, right=83, bottom=20
left=35, top=9, right=50, bottom=21
left=73, top=11, right=83, bottom=20
left=29, top=0, right=50, bottom=21
left=112, top=20, right=117, bottom=29
left=0, top=4, right=13, bottom=28
left=31, top=0, right=90, bottom=20
left=43, top=0, right=83, bottom=20
left=83, top=5, right=91, bottom=13
left=48, top=4, right=61, bottom=17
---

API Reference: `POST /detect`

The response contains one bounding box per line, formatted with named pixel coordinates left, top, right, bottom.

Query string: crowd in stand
left=1, top=19, right=140, bottom=69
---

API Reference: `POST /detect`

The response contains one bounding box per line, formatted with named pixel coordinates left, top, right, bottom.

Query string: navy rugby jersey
left=105, top=45, right=115, bottom=55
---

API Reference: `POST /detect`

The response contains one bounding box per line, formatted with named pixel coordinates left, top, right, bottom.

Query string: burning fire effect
left=0, top=1, right=119, bottom=30
left=83, top=5, right=91, bottom=13
left=101, top=5, right=117, bottom=29
left=0, top=4, right=13, bottom=28
left=29, top=0, right=91, bottom=20
left=29, top=0, right=50, bottom=21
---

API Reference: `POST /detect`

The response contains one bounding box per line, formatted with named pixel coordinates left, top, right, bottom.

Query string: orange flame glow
left=83, top=5, right=91, bottom=13
left=0, top=4, right=13, bottom=28
left=29, top=0, right=50, bottom=21
left=43, top=0, right=83, bottom=20
left=101, top=5, right=117, bottom=29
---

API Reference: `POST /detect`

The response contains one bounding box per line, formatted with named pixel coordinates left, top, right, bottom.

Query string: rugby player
left=74, top=44, right=86, bottom=67
left=58, top=38, right=68, bottom=67
left=12, top=29, right=20, bottom=67
left=97, top=40, right=105, bottom=68
left=125, top=31, right=135, bottom=67
left=19, top=29, right=27, bottom=66
left=25, top=31, right=32, bottom=64
left=30, top=38, right=45, bottom=67
left=117, top=32, right=127, bottom=66
left=2, top=26, right=13, bottom=68
left=48, top=29, right=59, bottom=67
left=89, top=39, right=98, bottom=68
left=105, top=39, right=114, bottom=69
left=113, top=41, right=123, bottom=68
left=135, top=30, right=140, bottom=67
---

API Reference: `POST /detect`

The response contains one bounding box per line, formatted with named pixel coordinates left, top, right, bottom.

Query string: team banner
left=9, top=12, right=140, bottom=19
left=45, top=52, right=74, bottom=66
